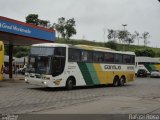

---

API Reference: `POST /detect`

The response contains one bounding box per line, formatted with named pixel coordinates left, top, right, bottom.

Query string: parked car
left=150, top=70, right=160, bottom=78
left=137, top=69, right=148, bottom=77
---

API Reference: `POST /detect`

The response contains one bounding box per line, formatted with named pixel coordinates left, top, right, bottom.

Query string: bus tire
left=119, top=76, right=125, bottom=86
left=112, top=76, right=119, bottom=87
left=66, top=77, right=75, bottom=90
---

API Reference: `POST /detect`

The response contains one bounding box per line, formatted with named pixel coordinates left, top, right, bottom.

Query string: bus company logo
left=0, top=22, right=31, bottom=34
left=104, top=65, right=121, bottom=70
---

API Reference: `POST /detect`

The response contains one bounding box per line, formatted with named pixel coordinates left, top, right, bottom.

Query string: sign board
left=0, top=16, right=55, bottom=41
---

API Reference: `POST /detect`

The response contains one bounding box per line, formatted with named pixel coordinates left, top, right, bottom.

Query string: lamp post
left=122, top=24, right=127, bottom=31
left=122, top=24, right=127, bottom=51
left=103, top=26, right=107, bottom=45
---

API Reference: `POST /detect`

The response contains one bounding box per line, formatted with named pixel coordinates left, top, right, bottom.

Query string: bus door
left=52, top=47, right=66, bottom=77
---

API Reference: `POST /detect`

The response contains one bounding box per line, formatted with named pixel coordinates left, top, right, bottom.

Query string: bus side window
left=68, top=48, right=81, bottom=62
left=81, top=50, right=93, bottom=62
left=131, top=55, right=135, bottom=64
left=123, top=55, right=131, bottom=64
left=114, top=54, right=122, bottom=63
left=93, top=52, right=104, bottom=63
left=104, top=53, right=114, bottom=63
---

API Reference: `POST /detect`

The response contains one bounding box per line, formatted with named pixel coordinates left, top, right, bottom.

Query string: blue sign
left=0, top=19, right=55, bottom=41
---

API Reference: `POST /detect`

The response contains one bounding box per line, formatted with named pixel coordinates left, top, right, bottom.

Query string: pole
left=9, top=44, right=13, bottom=79
left=122, top=24, right=127, bottom=51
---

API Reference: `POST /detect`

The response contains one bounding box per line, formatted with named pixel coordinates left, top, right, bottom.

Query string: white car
left=150, top=70, right=160, bottom=78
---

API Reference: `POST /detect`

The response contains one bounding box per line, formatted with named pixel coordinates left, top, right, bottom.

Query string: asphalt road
left=0, top=77, right=160, bottom=116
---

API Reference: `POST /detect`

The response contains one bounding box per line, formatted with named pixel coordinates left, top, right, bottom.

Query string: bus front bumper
left=25, top=78, right=58, bottom=88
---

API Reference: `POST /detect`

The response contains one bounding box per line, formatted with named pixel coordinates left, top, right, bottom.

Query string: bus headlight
left=42, top=81, right=47, bottom=85
left=25, top=78, right=28, bottom=83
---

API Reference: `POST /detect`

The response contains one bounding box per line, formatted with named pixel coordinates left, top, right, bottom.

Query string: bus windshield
left=27, top=47, right=54, bottom=74
left=28, top=56, right=52, bottom=74
left=27, top=46, right=66, bottom=76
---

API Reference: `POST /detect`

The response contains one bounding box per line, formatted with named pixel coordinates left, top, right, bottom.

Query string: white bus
left=25, top=43, right=135, bottom=90
left=135, top=56, right=160, bottom=74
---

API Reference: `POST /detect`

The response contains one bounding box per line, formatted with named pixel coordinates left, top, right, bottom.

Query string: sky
left=0, top=0, right=160, bottom=47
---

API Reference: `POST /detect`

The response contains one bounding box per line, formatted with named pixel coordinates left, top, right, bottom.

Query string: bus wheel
left=66, top=78, right=74, bottom=90
left=112, top=77, right=119, bottom=87
left=119, top=77, right=125, bottom=86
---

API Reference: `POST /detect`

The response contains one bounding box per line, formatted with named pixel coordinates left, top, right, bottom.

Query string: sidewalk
left=2, top=74, right=25, bottom=82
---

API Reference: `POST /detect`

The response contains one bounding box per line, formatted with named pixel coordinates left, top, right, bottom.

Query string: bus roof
left=32, top=43, right=135, bottom=55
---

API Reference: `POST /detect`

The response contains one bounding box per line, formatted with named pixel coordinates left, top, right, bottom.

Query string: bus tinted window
left=131, top=55, right=135, bottom=64
left=81, top=50, right=93, bottom=62
left=54, top=47, right=66, bottom=56
left=68, top=48, right=81, bottom=62
left=115, top=54, right=123, bottom=63
left=93, top=52, right=104, bottom=62
left=123, top=55, right=131, bottom=64
left=104, top=53, right=114, bottom=63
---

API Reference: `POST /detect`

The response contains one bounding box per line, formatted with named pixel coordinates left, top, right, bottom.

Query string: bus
left=135, top=56, right=160, bottom=75
left=25, top=43, right=135, bottom=90
left=0, top=41, right=4, bottom=81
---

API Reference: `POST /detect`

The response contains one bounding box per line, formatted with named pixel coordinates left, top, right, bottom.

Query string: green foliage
left=107, top=29, right=135, bottom=44
left=14, top=51, right=29, bottom=58
left=105, top=41, right=117, bottom=50
left=26, top=14, right=51, bottom=28
left=135, top=48, right=155, bottom=57
left=5, top=46, right=30, bottom=58
left=65, top=18, right=76, bottom=40
left=107, top=29, right=117, bottom=41
left=26, top=14, right=39, bottom=26
left=118, top=30, right=128, bottom=43
left=13, top=46, right=30, bottom=58
left=53, top=17, right=76, bottom=41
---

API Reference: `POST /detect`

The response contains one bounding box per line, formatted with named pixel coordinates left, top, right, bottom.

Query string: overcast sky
left=0, top=0, right=160, bottom=47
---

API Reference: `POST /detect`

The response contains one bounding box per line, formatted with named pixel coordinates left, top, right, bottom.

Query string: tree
left=38, top=20, right=51, bottom=28
left=26, top=14, right=51, bottom=28
left=118, top=30, right=129, bottom=43
left=125, top=33, right=136, bottom=45
left=26, top=14, right=39, bottom=26
left=12, top=46, right=29, bottom=58
left=65, top=18, right=76, bottom=40
left=142, top=32, right=150, bottom=46
left=107, top=29, right=117, bottom=42
left=53, top=17, right=76, bottom=41
left=134, top=31, right=141, bottom=45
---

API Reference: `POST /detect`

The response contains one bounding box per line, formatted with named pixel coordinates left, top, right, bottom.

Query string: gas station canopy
left=0, top=16, right=55, bottom=45
left=0, top=16, right=56, bottom=78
